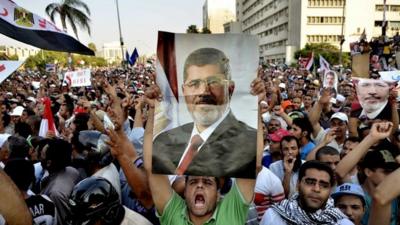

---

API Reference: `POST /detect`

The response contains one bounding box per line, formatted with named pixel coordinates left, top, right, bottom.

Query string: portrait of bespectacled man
left=152, top=33, right=258, bottom=178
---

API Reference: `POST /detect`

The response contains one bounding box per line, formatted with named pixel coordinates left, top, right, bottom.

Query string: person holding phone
left=269, top=135, right=304, bottom=198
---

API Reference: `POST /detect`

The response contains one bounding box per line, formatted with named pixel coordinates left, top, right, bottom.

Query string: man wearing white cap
left=10, top=105, right=24, bottom=124
left=309, top=88, right=348, bottom=153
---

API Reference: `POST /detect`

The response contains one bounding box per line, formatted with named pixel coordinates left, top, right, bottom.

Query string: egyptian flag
left=39, top=97, right=59, bottom=138
left=319, top=54, right=331, bottom=74
left=0, top=60, right=24, bottom=84
left=154, top=31, right=180, bottom=135
left=298, top=52, right=314, bottom=71
left=0, top=0, right=94, bottom=55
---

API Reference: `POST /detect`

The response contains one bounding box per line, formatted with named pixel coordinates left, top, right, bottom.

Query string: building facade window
left=307, top=35, right=341, bottom=43
left=308, top=0, right=344, bottom=7
left=307, top=16, right=343, bottom=24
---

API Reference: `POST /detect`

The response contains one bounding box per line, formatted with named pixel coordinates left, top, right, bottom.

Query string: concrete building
left=237, top=0, right=400, bottom=64
left=0, top=45, right=39, bottom=60
left=203, top=0, right=236, bottom=33
left=96, top=41, right=127, bottom=64
left=224, top=21, right=242, bottom=33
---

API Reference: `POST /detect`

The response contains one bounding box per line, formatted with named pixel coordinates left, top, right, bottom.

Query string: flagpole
left=382, top=0, right=387, bottom=36
left=115, top=0, right=125, bottom=67
left=339, top=0, right=346, bottom=68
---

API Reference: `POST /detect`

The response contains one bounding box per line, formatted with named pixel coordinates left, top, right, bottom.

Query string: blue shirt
left=300, top=141, right=315, bottom=160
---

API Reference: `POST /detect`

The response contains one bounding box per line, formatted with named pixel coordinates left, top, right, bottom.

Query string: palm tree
left=45, top=0, right=91, bottom=40
left=186, top=25, right=199, bottom=34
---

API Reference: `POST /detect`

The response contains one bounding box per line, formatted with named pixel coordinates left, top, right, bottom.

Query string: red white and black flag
left=298, top=52, right=314, bottom=71
left=154, top=31, right=180, bottom=135
left=0, top=0, right=94, bottom=55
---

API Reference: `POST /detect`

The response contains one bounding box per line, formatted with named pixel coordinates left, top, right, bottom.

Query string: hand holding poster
left=63, top=69, right=91, bottom=87
left=0, top=60, right=24, bottom=84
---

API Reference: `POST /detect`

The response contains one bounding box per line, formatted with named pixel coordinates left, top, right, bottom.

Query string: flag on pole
left=319, top=54, right=331, bottom=74
left=0, top=0, right=94, bottom=55
left=130, top=48, right=139, bottom=66
left=39, top=97, right=59, bottom=138
left=0, top=60, right=24, bottom=84
left=125, top=50, right=131, bottom=65
left=298, top=52, right=314, bottom=71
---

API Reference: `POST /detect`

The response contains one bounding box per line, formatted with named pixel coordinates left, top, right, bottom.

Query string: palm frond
left=66, top=13, right=79, bottom=39
left=64, top=0, right=90, bottom=15
left=45, top=0, right=91, bottom=37
left=68, top=7, right=91, bottom=35
left=45, top=3, right=61, bottom=23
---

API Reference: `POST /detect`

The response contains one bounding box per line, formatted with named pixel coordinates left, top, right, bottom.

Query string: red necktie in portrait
left=175, top=134, right=204, bottom=175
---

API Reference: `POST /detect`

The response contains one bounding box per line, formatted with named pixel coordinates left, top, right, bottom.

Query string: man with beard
left=260, top=161, right=353, bottom=225
left=352, top=78, right=392, bottom=124
left=152, top=48, right=261, bottom=178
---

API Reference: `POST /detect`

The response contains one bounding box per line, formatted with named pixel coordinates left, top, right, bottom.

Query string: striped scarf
left=271, top=193, right=347, bottom=225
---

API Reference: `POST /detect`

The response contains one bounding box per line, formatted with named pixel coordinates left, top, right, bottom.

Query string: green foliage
left=88, top=42, right=96, bottom=52
left=24, top=50, right=107, bottom=71
left=0, top=54, right=18, bottom=60
left=294, top=43, right=351, bottom=67
left=201, top=27, right=212, bottom=34
left=186, top=25, right=212, bottom=34
left=186, top=25, right=199, bottom=33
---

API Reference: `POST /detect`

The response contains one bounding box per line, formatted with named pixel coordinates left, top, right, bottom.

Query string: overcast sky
left=0, top=0, right=205, bottom=56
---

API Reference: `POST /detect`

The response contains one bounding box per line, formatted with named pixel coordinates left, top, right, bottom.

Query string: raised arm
left=369, top=167, right=400, bottom=225
left=236, top=77, right=265, bottom=204
left=133, top=96, right=144, bottom=128
left=336, top=122, right=393, bottom=180
left=306, top=129, right=336, bottom=161
left=0, top=169, right=32, bottom=225
left=389, top=89, right=399, bottom=135
left=105, top=83, right=153, bottom=208
left=143, top=85, right=173, bottom=214
left=107, top=128, right=153, bottom=209
left=309, top=88, right=331, bottom=137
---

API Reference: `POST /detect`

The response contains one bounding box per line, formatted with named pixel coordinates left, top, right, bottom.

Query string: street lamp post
left=115, top=0, right=125, bottom=67
left=382, top=0, right=387, bottom=36
left=339, top=0, right=346, bottom=68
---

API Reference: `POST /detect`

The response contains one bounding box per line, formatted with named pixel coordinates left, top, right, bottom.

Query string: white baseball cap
left=0, top=134, right=10, bottom=148
left=10, top=106, right=25, bottom=117
left=26, top=96, right=36, bottom=104
left=330, top=112, right=348, bottom=123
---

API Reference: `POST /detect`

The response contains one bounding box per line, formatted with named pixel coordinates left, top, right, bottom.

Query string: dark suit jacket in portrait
left=152, top=112, right=257, bottom=178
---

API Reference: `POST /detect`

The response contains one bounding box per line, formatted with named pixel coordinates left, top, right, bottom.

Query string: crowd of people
left=1, top=39, right=400, bottom=225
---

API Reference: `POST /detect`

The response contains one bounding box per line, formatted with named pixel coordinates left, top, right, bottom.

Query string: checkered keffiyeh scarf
left=271, top=193, right=347, bottom=225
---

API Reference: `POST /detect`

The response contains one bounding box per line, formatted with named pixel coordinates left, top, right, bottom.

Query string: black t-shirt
left=25, top=194, right=56, bottom=225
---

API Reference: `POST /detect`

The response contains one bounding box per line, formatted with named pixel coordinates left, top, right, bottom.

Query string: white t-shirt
left=260, top=208, right=354, bottom=225
left=120, top=206, right=153, bottom=225
left=93, top=163, right=121, bottom=199
left=311, top=128, right=344, bottom=152
left=269, top=160, right=303, bottom=197
left=254, top=166, right=285, bottom=220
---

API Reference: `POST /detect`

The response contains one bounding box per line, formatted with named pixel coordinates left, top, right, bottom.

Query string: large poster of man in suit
left=152, top=31, right=258, bottom=178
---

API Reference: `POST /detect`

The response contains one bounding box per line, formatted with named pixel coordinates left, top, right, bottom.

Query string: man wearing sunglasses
left=152, top=47, right=261, bottom=178
left=260, top=161, right=353, bottom=225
